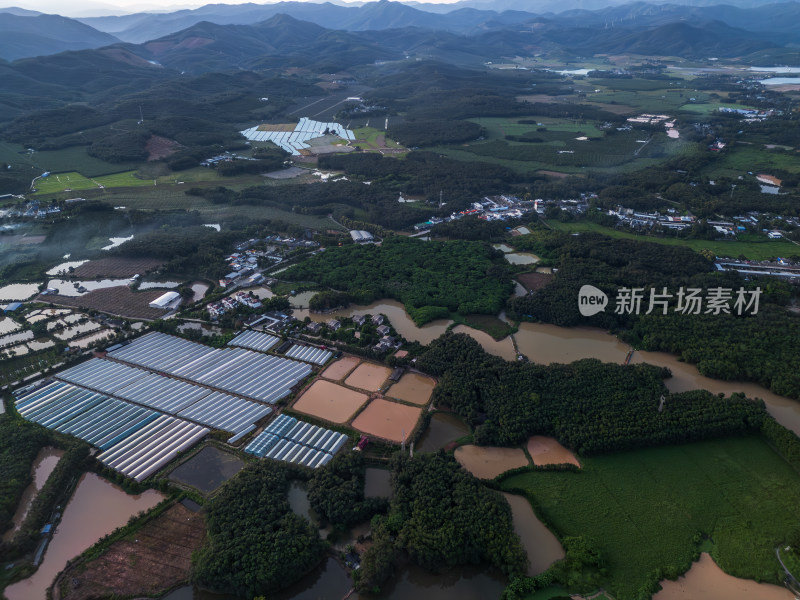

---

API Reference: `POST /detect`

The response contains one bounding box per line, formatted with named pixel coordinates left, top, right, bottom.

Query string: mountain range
left=0, top=0, right=798, bottom=64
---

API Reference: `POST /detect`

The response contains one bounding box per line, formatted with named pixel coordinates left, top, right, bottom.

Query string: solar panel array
left=285, top=344, right=333, bottom=365
left=108, top=332, right=311, bottom=404
left=244, top=414, right=347, bottom=468
left=227, top=330, right=280, bottom=353
left=15, top=381, right=208, bottom=481
left=240, top=117, right=356, bottom=156
left=56, top=357, right=272, bottom=434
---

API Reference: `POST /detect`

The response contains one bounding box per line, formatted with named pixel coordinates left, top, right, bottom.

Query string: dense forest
left=356, top=452, right=527, bottom=592
left=282, top=236, right=513, bottom=324
left=417, top=334, right=767, bottom=453
left=191, top=461, right=327, bottom=597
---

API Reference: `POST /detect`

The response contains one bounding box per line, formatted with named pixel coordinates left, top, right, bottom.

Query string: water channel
left=501, top=492, right=564, bottom=576
left=3, top=448, right=63, bottom=542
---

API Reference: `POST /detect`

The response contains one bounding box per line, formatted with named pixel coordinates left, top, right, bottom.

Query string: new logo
left=578, top=285, right=608, bottom=317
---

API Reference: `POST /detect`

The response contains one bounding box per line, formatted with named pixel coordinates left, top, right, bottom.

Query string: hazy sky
left=14, top=0, right=460, bottom=18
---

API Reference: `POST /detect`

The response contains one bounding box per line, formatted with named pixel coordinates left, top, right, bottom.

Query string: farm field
left=40, top=286, right=168, bottom=320
left=545, top=219, right=800, bottom=260
left=72, top=257, right=165, bottom=279
left=501, top=436, right=800, bottom=600
left=58, top=502, right=205, bottom=600
left=33, top=166, right=237, bottom=196
left=0, top=143, right=141, bottom=181
left=33, top=171, right=154, bottom=195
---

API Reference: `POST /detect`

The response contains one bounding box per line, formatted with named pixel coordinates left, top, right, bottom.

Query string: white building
left=149, top=291, right=181, bottom=310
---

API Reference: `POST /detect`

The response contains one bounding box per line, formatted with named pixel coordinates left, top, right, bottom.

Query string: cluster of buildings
left=0, top=199, right=62, bottom=219
left=304, top=313, right=401, bottom=354
left=200, top=151, right=250, bottom=167
left=610, top=206, right=697, bottom=231
left=207, top=291, right=262, bottom=319
left=718, top=106, right=780, bottom=121
left=413, top=195, right=533, bottom=231
left=715, top=258, right=800, bottom=282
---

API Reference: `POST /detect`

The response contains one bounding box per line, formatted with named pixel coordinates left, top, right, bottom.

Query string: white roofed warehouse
left=350, top=230, right=374, bottom=243
left=149, top=291, right=181, bottom=310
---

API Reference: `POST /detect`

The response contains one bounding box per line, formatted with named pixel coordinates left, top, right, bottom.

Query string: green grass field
left=586, top=82, right=709, bottom=113
left=33, top=167, right=249, bottom=196
left=469, top=117, right=605, bottom=141
left=546, top=219, right=800, bottom=260
left=502, top=436, right=800, bottom=600
left=352, top=126, right=404, bottom=150
left=678, top=101, right=758, bottom=115
left=33, top=170, right=156, bottom=194
left=704, top=145, right=800, bottom=179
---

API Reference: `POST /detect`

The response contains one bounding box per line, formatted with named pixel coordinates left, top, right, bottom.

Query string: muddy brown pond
left=5, top=473, right=163, bottom=600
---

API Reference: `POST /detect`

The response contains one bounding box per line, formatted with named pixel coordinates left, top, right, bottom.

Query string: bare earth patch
left=536, top=170, right=571, bottom=178
left=146, top=135, right=182, bottom=161
left=59, top=503, right=205, bottom=600
left=517, top=272, right=553, bottom=292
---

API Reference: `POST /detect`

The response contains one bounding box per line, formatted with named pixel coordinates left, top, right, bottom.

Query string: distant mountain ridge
left=75, top=0, right=800, bottom=46
left=0, top=11, right=120, bottom=60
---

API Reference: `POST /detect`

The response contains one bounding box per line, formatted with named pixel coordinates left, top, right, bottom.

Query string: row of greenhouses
left=108, top=333, right=311, bottom=404
left=15, top=381, right=209, bottom=481
left=244, top=414, right=347, bottom=468
left=56, top=357, right=272, bottom=435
